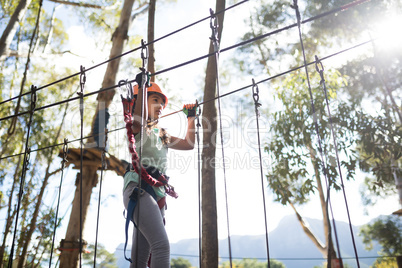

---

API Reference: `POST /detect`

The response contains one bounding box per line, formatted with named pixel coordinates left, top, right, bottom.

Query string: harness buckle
left=129, top=186, right=145, bottom=201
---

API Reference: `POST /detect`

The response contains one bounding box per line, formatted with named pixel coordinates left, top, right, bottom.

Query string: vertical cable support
left=135, top=39, right=149, bottom=267
left=78, top=65, right=86, bottom=267
left=315, top=56, right=361, bottom=267
left=195, top=104, right=203, bottom=268
left=291, top=1, right=341, bottom=267
left=210, top=8, right=233, bottom=268
left=49, top=138, right=68, bottom=267
left=252, top=79, right=271, bottom=268
left=94, top=129, right=108, bottom=267
left=8, top=85, right=36, bottom=268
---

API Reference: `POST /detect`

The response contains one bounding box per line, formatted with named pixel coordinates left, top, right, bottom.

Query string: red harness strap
left=124, top=113, right=168, bottom=187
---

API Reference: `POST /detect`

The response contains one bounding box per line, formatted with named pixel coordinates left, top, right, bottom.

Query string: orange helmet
left=133, top=82, right=168, bottom=108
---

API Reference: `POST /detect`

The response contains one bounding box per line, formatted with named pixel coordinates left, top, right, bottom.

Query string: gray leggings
left=123, top=182, right=170, bottom=268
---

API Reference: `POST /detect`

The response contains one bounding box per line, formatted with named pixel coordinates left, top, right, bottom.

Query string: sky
left=5, top=0, right=401, bottom=260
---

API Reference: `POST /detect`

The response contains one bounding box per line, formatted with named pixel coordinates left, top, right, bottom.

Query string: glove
left=183, top=104, right=197, bottom=118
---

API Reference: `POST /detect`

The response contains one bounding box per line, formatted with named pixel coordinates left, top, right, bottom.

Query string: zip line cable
left=78, top=66, right=85, bottom=267
left=6, top=2, right=43, bottom=263
left=210, top=9, right=233, bottom=268
left=0, top=0, right=250, bottom=108
left=314, top=56, right=344, bottom=268
left=0, top=0, right=375, bottom=124
left=7, top=86, right=36, bottom=268
left=252, top=79, right=271, bottom=268
left=0, top=0, right=369, bottom=109
left=315, top=55, right=362, bottom=267
left=195, top=106, right=203, bottom=268
left=0, top=37, right=376, bottom=163
left=293, top=1, right=361, bottom=267
left=292, top=1, right=340, bottom=267
left=49, top=138, right=68, bottom=268
left=2, top=1, right=383, bottom=264
left=93, top=130, right=108, bottom=267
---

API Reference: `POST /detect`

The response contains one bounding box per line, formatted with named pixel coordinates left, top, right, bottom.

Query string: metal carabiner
left=118, top=79, right=134, bottom=100
left=209, top=8, right=220, bottom=52
left=252, top=78, right=260, bottom=104
left=315, top=55, right=325, bottom=84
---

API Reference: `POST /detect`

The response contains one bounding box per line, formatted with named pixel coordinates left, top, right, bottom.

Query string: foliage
left=82, top=244, right=118, bottom=268
left=220, top=258, right=285, bottom=268
left=171, top=257, right=192, bottom=268
left=265, top=70, right=353, bottom=205
left=236, top=0, right=402, bottom=206
left=359, top=215, right=402, bottom=256
left=370, top=257, right=398, bottom=268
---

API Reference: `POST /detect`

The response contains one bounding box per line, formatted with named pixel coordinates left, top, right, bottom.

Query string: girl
left=122, top=82, right=196, bottom=268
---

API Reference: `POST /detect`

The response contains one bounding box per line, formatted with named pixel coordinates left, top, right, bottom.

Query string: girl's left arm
left=168, top=117, right=196, bottom=150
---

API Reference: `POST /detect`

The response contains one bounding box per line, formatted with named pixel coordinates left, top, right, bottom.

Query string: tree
left=265, top=70, right=353, bottom=260
left=233, top=0, right=401, bottom=262
left=59, top=0, right=135, bottom=265
left=201, top=0, right=225, bottom=267
left=0, top=0, right=33, bottom=59
left=359, top=215, right=402, bottom=268
left=171, top=257, right=192, bottom=268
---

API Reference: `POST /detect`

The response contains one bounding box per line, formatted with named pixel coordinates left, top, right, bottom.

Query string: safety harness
left=121, top=80, right=178, bottom=263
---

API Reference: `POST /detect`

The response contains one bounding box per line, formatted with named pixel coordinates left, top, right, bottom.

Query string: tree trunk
left=18, top=108, right=67, bottom=268
left=0, top=151, right=22, bottom=268
left=0, top=0, right=32, bottom=59
left=147, top=0, right=156, bottom=82
left=59, top=1, right=135, bottom=267
left=201, top=1, right=225, bottom=267
left=306, top=142, right=337, bottom=261
left=396, top=256, right=402, bottom=268
left=58, top=166, right=98, bottom=267
left=88, top=0, right=135, bottom=148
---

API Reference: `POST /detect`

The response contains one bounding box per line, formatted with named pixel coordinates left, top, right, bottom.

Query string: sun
left=372, top=11, right=402, bottom=53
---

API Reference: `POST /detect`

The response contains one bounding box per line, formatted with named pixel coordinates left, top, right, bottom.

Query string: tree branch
left=47, top=0, right=118, bottom=9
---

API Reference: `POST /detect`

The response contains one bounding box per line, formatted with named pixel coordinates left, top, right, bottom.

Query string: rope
left=0, top=39, right=377, bottom=162
left=291, top=2, right=338, bottom=267
left=78, top=65, right=86, bottom=266
left=0, top=0, right=251, bottom=108
left=251, top=79, right=271, bottom=268
left=195, top=105, right=202, bottom=268
left=49, top=138, right=68, bottom=268
left=93, top=130, right=108, bottom=267
left=209, top=9, right=233, bottom=268
left=315, top=55, right=361, bottom=267
left=136, top=40, right=149, bottom=267
left=7, top=0, right=43, bottom=137
left=0, top=0, right=370, bottom=109
left=7, top=85, right=36, bottom=268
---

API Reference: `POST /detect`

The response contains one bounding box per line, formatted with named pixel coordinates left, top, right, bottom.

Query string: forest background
left=0, top=0, right=401, bottom=267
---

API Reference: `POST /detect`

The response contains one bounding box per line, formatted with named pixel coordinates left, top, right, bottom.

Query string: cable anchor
left=62, top=138, right=68, bottom=168
left=252, top=79, right=262, bottom=117
left=25, top=147, right=31, bottom=171
left=315, top=55, right=325, bottom=85
left=209, top=8, right=220, bottom=53
left=141, top=39, right=149, bottom=70
left=30, top=85, right=37, bottom=114
left=195, top=99, right=201, bottom=128
left=101, top=129, right=108, bottom=170
left=291, top=0, right=301, bottom=27
left=79, top=65, right=86, bottom=96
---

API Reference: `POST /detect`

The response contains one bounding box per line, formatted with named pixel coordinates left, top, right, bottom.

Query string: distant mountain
left=115, top=215, right=381, bottom=267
